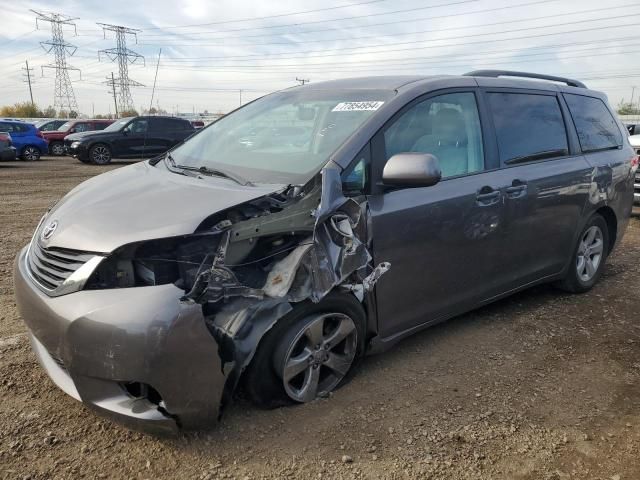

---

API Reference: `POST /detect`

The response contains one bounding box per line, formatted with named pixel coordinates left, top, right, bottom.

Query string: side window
left=342, top=144, right=370, bottom=195
left=488, top=92, right=568, bottom=164
left=0, top=123, right=13, bottom=133
left=74, top=123, right=90, bottom=132
left=125, top=119, right=148, bottom=134
left=564, top=94, right=622, bottom=152
left=93, top=123, right=108, bottom=131
left=383, top=92, right=485, bottom=179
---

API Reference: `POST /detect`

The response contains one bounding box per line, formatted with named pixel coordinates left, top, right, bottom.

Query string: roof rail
left=464, top=70, right=586, bottom=89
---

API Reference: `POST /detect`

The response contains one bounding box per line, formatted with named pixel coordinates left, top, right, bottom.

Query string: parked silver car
left=14, top=71, right=636, bottom=433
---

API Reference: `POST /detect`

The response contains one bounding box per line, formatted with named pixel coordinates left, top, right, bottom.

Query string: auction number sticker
left=332, top=101, right=385, bottom=112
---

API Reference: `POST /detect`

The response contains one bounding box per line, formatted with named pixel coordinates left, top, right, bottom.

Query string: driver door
left=367, top=90, right=509, bottom=338
left=118, top=118, right=149, bottom=157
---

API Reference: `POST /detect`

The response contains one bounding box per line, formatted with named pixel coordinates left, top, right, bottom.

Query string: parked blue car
left=0, top=119, right=48, bottom=160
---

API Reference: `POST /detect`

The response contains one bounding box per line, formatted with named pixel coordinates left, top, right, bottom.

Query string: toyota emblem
left=41, top=220, right=58, bottom=240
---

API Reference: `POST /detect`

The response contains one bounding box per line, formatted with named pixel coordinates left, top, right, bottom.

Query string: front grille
left=27, top=241, right=94, bottom=291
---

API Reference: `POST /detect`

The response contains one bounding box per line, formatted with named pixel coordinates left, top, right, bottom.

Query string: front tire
left=89, top=144, right=112, bottom=165
left=49, top=141, right=64, bottom=156
left=21, top=146, right=41, bottom=161
left=243, top=292, right=366, bottom=409
left=556, top=214, right=609, bottom=293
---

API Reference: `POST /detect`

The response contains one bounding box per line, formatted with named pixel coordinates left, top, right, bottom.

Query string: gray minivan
left=14, top=71, right=637, bottom=433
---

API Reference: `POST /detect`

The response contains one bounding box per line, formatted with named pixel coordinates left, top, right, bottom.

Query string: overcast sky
left=1, top=0, right=639, bottom=115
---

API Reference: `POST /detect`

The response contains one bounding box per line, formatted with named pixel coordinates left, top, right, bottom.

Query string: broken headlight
left=84, top=234, right=220, bottom=291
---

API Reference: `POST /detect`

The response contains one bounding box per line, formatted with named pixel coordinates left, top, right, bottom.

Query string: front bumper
left=14, top=247, right=225, bottom=433
left=65, top=142, right=89, bottom=159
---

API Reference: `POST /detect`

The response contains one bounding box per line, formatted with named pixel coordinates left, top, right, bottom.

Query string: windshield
left=103, top=118, right=133, bottom=132
left=57, top=121, right=73, bottom=132
left=169, top=89, right=393, bottom=184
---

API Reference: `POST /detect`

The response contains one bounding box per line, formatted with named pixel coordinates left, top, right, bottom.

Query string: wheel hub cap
left=277, top=312, right=357, bottom=403
left=576, top=225, right=603, bottom=282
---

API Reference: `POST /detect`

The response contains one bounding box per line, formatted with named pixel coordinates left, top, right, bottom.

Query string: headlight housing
left=70, top=141, right=81, bottom=148
left=84, top=234, right=220, bottom=291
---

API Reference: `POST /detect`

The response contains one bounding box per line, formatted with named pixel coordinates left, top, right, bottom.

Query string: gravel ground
left=1, top=156, right=640, bottom=480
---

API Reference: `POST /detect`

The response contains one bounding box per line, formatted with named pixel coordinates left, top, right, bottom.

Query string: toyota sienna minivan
left=14, top=71, right=637, bottom=433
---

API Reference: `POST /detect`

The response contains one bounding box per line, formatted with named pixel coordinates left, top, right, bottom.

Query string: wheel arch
left=594, top=205, right=617, bottom=254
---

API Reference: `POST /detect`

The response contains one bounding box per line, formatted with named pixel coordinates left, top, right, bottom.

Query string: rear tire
left=89, top=144, right=112, bottom=165
left=555, top=214, right=609, bottom=293
left=243, top=292, right=366, bottom=409
left=21, top=146, right=41, bottom=161
left=49, top=141, right=64, bottom=156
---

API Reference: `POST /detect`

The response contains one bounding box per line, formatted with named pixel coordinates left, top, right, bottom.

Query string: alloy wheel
left=51, top=143, right=64, bottom=155
left=91, top=145, right=111, bottom=164
left=22, top=146, right=40, bottom=161
left=276, top=313, right=357, bottom=403
left=576, top=225, right=604, bottom=282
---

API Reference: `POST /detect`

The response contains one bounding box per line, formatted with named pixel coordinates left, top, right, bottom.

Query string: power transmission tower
left=22, top=60, right=35, bottom=105
left=296, top=77, right=310, bottom=85
left=98, top=23, right=144, bottom=113
left=32, top=10, right=80, bottom=114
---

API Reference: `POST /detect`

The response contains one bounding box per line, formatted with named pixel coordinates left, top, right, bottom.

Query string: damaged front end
left=179, top=165, right=389, bottom=419
left=16, top=165, right=389, bottom=431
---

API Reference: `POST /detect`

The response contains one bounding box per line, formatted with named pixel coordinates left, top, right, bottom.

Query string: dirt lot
left=1, top=156, right=640, bottom=479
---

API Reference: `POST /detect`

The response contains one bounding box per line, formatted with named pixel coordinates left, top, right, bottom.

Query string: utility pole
left=98, top=23, right=144, bottom=113
left=239, top=89, right=243, bottom=106
left=107, top=72, right=119, bottom=118
left=296, top=77, right=310, bottom=85
left=149, top=49, right=161, bottom=114
left=22, top=60, right=35, bottom=106
left=32, top=10, right=80, bottom=114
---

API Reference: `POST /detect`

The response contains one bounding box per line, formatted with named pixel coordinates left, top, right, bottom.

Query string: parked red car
left=43, top=119, right=115, bottom=156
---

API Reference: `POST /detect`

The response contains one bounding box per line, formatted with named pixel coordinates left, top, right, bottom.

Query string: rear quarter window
left=564, top=94, right=622, bottom=152
left=488, top=92, right=568, bottom=164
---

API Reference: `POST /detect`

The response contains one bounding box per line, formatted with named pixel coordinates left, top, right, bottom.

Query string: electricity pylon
left=98, top=23, right=144, bottom=113
left=32, top=10, right=80, bottom=113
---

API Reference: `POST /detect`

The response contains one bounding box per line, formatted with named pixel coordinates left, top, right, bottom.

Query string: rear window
left=488, top=92, right=568, bottom=164
left=564, top=94, right=622, bottom=152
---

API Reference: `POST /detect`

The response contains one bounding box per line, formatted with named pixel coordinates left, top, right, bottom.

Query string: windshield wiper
left=178, top=164, right=253, bottom=186
left=161, top=153, right=252, bottom=186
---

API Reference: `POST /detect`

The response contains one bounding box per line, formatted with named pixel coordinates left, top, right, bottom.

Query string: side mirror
left=69, top=128, right=76, bottom=134
left=382, top=152, right=442, bottom=187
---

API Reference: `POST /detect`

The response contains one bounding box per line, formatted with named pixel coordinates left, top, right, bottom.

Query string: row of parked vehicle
left=0, top=116, right=200, bottom=164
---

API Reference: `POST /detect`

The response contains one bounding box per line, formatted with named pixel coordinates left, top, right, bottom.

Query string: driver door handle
left=476, top=187, right=501, bottom=206
left=505, top=180, right=528, bottom=199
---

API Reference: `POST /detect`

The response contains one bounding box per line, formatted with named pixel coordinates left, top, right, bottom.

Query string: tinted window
left=124, top=119, right=148, bottom=134
left=152, top=118, right=191, bottom=131
left=74, top=122, right=90, bottom=132
left=488, top=93, right=568, bottom=164
left=384, top=92, right=484, bottom=178
left=92, top=123, right=109, bottom=131
left=0, top=122, right=14, bottom=133
left=564, top=94, right=622, bottom=152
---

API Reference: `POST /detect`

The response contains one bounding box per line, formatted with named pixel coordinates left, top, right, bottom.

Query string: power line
left=140, top=0, right=475, bottom=31
left=149, top=3, right=640, bottom=50
left=154, top=13, right=640, bottom=61
left=98, top=23, right=145, bottom=113
left=32, top=10, right=80, bottom=113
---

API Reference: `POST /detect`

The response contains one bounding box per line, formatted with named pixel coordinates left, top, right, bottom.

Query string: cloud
left=0, top=0, right=638, bottom=114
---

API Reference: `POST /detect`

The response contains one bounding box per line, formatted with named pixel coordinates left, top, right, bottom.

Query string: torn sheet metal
left=181, top=165, right=389, bottom=422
